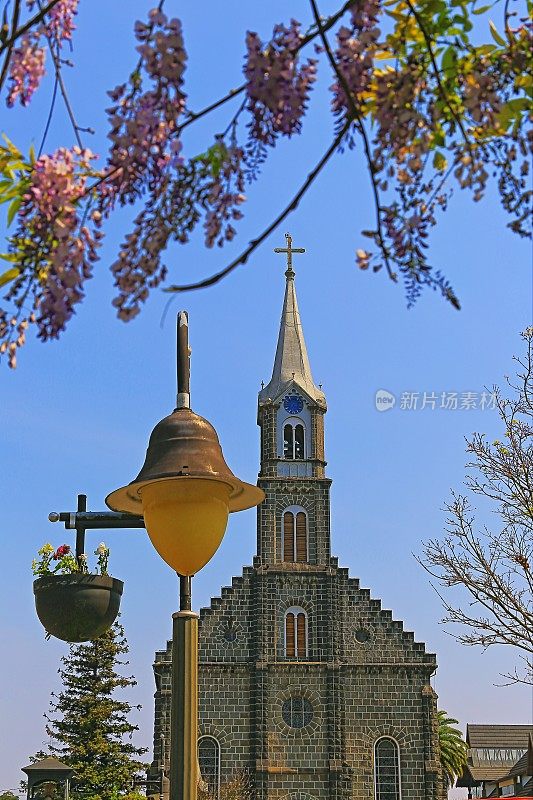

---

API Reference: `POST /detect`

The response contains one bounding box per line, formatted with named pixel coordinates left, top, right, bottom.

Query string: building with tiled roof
left=457, top=725, right=533, bottom=798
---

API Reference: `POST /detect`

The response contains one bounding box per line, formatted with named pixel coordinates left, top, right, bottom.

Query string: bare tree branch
left=420, top=329, right=533, bottom=684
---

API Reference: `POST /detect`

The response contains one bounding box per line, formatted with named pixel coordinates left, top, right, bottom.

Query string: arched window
left=198, top=736, right=220, bottom=799
left=374, top=737, right=401, bottom=800
left=282, top=510, right=308, bottom=563
left=285, top=607, right=308, bottom=658
left=283, top=422, right=305, bottom=459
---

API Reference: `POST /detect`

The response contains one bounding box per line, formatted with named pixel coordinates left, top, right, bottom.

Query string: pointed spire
left=259, top=234, right=325, bottom=406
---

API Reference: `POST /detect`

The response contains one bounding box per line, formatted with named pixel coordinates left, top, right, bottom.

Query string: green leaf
left=1, top=133, right=22, bottom=156
left=473, top=4, right=493, bottom=13
left=497, top=97, right=531, bottom=130
left=432, top=127, right=446, bottom=147
left=7, top=195, right=21, bottom=226
left=0, top=266, right=20, bottom=287
left=433, top=151, right=448, bottom=171
left=0, top=187, right=21, bottom=203
left=489, top=20, right=506, bottom=45
left=504, top=98, right=530, bottom=112
left=441, top=46, right=457, bottom=75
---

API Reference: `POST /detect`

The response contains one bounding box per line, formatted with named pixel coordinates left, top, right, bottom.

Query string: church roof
left=259, top=238, right=325, bottom=407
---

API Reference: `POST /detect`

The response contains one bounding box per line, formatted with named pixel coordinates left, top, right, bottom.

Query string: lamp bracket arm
left=49, top=510, right=145, bottom=530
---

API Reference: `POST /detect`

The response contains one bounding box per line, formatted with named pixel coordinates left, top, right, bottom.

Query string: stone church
left=150, top=238, right=443, bottom=799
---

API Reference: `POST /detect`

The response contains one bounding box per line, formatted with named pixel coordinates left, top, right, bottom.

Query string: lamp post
left=45, top=312, right=264, bottom=800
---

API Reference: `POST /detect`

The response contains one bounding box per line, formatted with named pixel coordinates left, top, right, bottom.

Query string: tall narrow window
left=198, top=736, right=220, bottom=799
left=283, top=421, right=306, bottom=459
left=294, top=424, right=305, bottom=459
left=296, top=613, right=307, bottom=656
left=283, top=424, right=294, bottom=459
left=285, top=612, right=296, bottom=657
left=295, top=511, right=308, bottom=562
left=282, top=510, right=308, bottom=563
left=285, top=607, right=308, bottom=658
left=374, top=737, right=401, bottom=800
left=283, top=511, right=295, bottom=561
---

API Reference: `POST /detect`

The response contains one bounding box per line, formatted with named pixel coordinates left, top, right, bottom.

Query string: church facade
left=150, top=239, right=443, bottom=800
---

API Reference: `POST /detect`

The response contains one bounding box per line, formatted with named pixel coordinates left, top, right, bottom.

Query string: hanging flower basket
left=32, top=542, right=122, bottom=642
left=33, top=573, right=124, bottom=643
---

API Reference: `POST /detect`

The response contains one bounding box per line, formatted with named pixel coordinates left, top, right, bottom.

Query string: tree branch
left=0, top=0, right=21, bottom=92
left=308, top=0, right=396, bottom=282
left=36, top=1, right=85, bottom=149
left=164, top=117, right=353, bottom=292
left=404, top=0, right=471, bottom=146
left=0, top=0, right=61, bottom=55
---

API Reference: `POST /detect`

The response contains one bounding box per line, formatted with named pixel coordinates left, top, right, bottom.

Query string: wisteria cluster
left=110, top=140, right=246, bottom=319
left=331, top=0, right=381, bottom=119
left=7, top=0, right=79, bottom=107
left=107, top=12, right=246, bottom=316
left=2, top=147, right=102, bottom=362
left=352, top=58, right=450, bottom=301
left=244, top=20, right=317, bottom=146
left=40, top=0, right=79, bottom=41
left=371, top=64, right=432, bottom=178
left=6, top=33, right=46, bottom=107
left=110, top=183, right=173, bottom=322
left=102, top=9, right=187, bottom=209
left=204, top=141, right=245, bottom=248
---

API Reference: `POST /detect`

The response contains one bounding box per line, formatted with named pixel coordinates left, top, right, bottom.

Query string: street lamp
left=106, top=312, right=262, bottom=576
left=45, top=311, right=264, bottom=800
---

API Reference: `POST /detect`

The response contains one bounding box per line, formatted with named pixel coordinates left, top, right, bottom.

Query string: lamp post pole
left=171, top=575, right=198, bottom=800
left=169, top=310, right=198, bottom=800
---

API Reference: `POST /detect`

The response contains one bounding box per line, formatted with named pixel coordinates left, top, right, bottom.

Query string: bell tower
left=256, top=233, right=331, bottom=567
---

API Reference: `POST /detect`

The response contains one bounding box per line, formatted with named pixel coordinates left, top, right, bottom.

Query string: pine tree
left=44, top=621, right=147, bottom=800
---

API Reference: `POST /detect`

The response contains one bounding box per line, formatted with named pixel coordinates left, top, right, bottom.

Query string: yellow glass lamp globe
left=106, top=407, right=264, bottom=576
left=140, top=478, right=231, bottom=575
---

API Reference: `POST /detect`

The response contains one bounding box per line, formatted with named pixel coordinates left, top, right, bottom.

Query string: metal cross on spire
left=274, top=232, right=305, bottom=277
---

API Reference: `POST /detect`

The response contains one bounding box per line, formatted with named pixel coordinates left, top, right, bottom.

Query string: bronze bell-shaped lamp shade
left=105, top=313, right=264, bottom=576
left=106, top=407, right=264, bottom=575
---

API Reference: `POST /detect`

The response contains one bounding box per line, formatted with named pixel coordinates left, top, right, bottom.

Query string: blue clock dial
left=284, top=394, right=304, bottom=414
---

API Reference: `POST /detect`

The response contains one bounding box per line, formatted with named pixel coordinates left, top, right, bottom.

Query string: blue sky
left=1, top=0, right=532, bottom=793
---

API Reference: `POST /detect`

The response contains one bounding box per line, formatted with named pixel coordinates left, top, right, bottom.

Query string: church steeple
left=256, top=235, right=330, bottom=567
left=259, top=233, right=325, bottom=407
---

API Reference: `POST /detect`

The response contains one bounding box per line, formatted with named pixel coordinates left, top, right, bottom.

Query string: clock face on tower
left=283, top=394, right=304, bottom=414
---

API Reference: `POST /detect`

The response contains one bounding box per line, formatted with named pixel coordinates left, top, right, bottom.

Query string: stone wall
left=150, top=561, right=441, bottom=799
